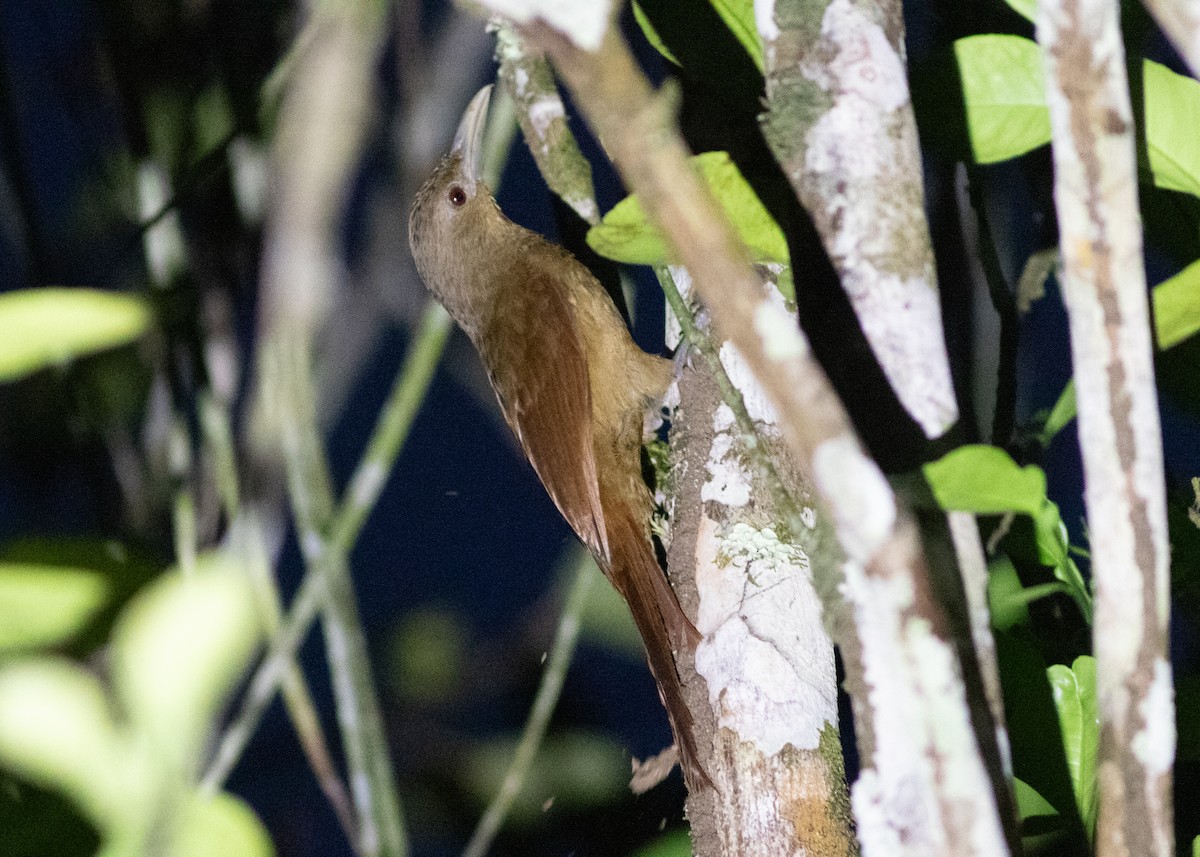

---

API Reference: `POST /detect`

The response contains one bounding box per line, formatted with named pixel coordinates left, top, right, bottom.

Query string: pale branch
left=493, top=19, right=600, bottom=224
left=757, top=0, right=1014, bottom=827
left=756, top=0, right=956, bottom=439
left=508, top=18, right=1008, bottom=857
left=1140, top=0, right=1200, bottom=77
left=1036, top=1, right=1175, bottom=855
left=662, top=270, right=853, bottom=857
left=253, top=1, right=407, bottom=855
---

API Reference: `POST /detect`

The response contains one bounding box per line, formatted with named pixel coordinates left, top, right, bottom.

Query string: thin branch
left=204, top=299, right=452, bottom=793
left=253, top=0, right=406, bottom=854
left=1036, top=1, right=1174, bottom=854
left=461, top=549, right=595, bottom=857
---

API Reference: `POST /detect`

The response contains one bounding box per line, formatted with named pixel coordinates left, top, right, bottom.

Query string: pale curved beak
left=450, top=84, right=493, bottom=186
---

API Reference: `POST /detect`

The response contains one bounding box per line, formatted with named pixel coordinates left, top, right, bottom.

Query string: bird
left=408, top=84, right=706, bottom=790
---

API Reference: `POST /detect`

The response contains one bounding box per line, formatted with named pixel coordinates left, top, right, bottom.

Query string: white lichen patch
left=479, top=0, right=611, bottom=51
left=754, top=0, right=780, bottom=43
left=527, top=95, right=565, bottom=142
left=702, top=410, right=752, bottom=507
left=801, top=506, right=817, bottom=529
left=693, top=515, right=836, bottom=755
left=513, top=67, right=529, bottom=97
left=821, top=0, right=910, bottom=111
left=1132, top=658, right=1176, bottom=777
left=812, top=436, right=895, bottom=563
left=754, top=298, right=808, bottom=361
left=566, top=195, right=598, bottom=225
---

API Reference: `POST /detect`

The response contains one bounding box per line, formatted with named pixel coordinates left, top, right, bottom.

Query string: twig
left=1036, top=1, right=1174, bottom=854
left=1139, top=0, right=1200, bottom=77
left=253, top=0, right=406, bottom=853
left=204, top=299, right=452, bottom=795
left=461, top=549, right=595, bottom=857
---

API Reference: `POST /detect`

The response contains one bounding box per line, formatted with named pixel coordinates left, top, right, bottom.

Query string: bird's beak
left=451, top=84, right=493, bottom=186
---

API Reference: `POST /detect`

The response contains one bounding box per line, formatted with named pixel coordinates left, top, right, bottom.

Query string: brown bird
left=409, top=85, right=705, bottom=789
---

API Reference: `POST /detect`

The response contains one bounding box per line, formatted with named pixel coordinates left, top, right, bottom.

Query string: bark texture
left=1036, top=1, right=1175, bottom=855
left=664, top=270, right=854, bottom=857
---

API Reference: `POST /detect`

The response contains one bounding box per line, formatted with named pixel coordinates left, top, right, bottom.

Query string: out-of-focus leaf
left=386, top=606, right=466, bottom=705
left=0, top=564, right=112, bottom=651
left=0, top=661, right=130, bottom=825
left=587, top=151, right=787, bottom=266
left=111, top=558, right=260, bottom=773
left=1014, top=776, right=1059, bottom=820
left=168, top=793, right=274, bottom=857
left=632, top=2, right=679, bottom=65
left=1047, top=656, right=1098, bottom=838
left=954, top=35, right=1049, bottom=164
left=0, top=289, right=150, bottom=383
left=633, top=830, right=693, bottom=857
left=708, top=0, right=762, bottom=72
left=1038, top=381, right=1077, bottom=446
left=925, top=444, right=1047, bottom=516
left=1154, top=258, right=1200, bottom=349
left=1145, top=60, right=1200, bottom=199
left=459, top=730, right=628, bottom=822
left=1002, top=0, right=1036, bottom=22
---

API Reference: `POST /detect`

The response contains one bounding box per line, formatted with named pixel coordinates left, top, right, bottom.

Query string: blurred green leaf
left=112, top=557, right=261, bottom=774
left=1047, top=656, right=1098, bottom=838
left=1013, top=776, right=1059, bottom=821
left=954, top=35, right=1049, bottom=163
left=0, top=564, right=113, bottom=651
left=633, top=829, right=693, bottom=857
left=633, top=2, right=680, bottom=65
left=1154, top=258, right=1200, bottom=349
left=0, top=289, right=150, bottom=383
left=575, top=560, right=642, bottom=656
left=1146, top=60, right=1200, bottom=199
left=708, top=0, right=762, bottom=72
left=587, top=151, right=787, bottom=266
left=460, top=730, right=628, bottom=822
left=1002, top=0, right=1036, bottom=22
left=0, top=661, right=131, bottom=826
left=386, top=606, right=466, bottom=705
left=926, top=445, right=1091, bottom=620
left=1038, top=381, right=1077, bottom=446
left=925, top=444, right=1047, bottom=516
left=168, top=793, right=273, bottom=857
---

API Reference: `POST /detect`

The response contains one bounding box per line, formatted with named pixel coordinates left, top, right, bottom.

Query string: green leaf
left=459, top=730, right=627, bottom=821
left=954, top=35, right=1050, bottom=164
left=1047, top=656, right=1099, bottom=838
left=0, top=289, right=150, bottom=383
left=633, top=2, right=680, bottom=66
left=1154, top=258, right=1200, bottom=349
left=1002, top=0, right=1036, bottom=22
left=925, top=446, right=1091, bottom=621
left=112, top=557, right=261, bottom=773
left=633, top=830, right=693, bottom=857
left=1013, top=776, right=1059, bottom=821
left=0, top=661, right=131, bottom=825
left=0, top=564, right=113, bottom=651
left=708, top=0, right=762, bottom=73
left=587, top=151, right=787, bottom=266
left=1039, top=381, right=1077, bottom=446
left=1145, top=60, right=1200, bottom=199
left=169, top=793, right=274, bottom=857
left=924, top=444, right=1048, bottom=516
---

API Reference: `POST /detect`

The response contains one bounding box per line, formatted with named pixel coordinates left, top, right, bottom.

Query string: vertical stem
left=1036, top=0, right=1174, bottom=854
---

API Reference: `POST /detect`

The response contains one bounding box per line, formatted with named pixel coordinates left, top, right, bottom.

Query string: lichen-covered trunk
left=663, top=269, right=854, bottom=857
left=1036, top=1, right=1175, bottom=855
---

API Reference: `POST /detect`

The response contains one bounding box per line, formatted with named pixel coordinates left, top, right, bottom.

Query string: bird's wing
left=479, top=269, right=610, bottom=561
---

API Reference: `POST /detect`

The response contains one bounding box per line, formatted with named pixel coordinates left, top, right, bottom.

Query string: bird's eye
left=448, top=185, right=467, bottom=207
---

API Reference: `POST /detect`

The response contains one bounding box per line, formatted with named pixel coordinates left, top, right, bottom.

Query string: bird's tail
left=603, top=500, right=710, bottom=790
